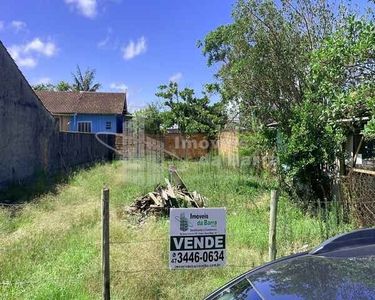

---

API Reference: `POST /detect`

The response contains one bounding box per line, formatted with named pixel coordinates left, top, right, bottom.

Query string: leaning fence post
left=102, top=189, right=110, bottom=300
left=269, top=190, right=278, bottom=261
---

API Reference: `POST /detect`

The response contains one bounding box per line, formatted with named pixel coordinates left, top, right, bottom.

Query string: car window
left=210, top=278, right=262, bottom=300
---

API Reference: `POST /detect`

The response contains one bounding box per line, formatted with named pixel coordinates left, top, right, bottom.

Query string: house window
left=106, top=121, right=112, bottom=130
left=78, top=122, right=92, bottom=133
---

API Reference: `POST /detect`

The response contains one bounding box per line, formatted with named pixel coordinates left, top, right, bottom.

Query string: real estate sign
left=169, top=208, right=226, bottom=270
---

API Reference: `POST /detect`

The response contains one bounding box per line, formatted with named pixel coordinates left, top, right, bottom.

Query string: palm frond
left=71, top=65, right=101, bottom=92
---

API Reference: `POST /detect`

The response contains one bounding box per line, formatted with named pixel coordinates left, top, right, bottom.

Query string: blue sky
left=0, top=0, right=234, bottom=110
left=0, top=1, right=373, bottom=111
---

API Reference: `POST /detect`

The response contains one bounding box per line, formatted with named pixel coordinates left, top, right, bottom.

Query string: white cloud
left=98, top=37, right=110, bottom=49
left=122, top=36, right=147, bottom=60
left=98, top=27, right=117, bottom=50
left=169, top=72, right=182, bottom=83
left=7, top=38, right=57, bottom=68
left=8, top=45, right=36, bottom=68
left=0, top=21, right=4, bottom=31
left=17, top=57, right=37, bottom=68
left=110, top=82, right=128, bottom=92
left=65, top=0, right=97, bottom=19
left=34, top=77, right=51, bottom=85
left=25, top=38, right=57, bottom=56
left=11, top=20, right=27, bottom=32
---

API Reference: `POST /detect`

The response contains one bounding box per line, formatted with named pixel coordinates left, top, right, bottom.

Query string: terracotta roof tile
left=35, top=91, right=127, bottom=115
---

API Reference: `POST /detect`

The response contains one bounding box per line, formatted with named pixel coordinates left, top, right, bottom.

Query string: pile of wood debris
left=125, top=169, right=207, bottom=223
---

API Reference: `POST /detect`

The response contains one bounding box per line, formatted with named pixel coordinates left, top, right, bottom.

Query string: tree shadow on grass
left=0, top=163, right=105, bottom=205
left=0, top=171, right=71, bottom=205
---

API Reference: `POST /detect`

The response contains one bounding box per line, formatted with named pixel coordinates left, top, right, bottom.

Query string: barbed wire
left=2, top=234, right=250, bottom=250
left=110, top=238, right=167, bottom=244
left=0, top=271, right=99, bottom=286
left=0, top=220, right=357, bottom=252
left=112, top=268, right=170, bottom=274
left=112, top=264, right=251, bottom=274
left=108, top=233, right=264, bottom=245
left=0, top=242, right=99, bottom=252
left=0, top=233, right=259, bottom=251
left=0, top=264, right=252, bottom=286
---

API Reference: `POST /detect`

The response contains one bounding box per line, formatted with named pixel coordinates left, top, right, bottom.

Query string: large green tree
left=200, top=0, right=375, bottom=203
left=132, top=103, right=167, bottom=135
left=308, top=16, right=375, bottom=126
left=71, top=65, right=101, bottom=92
left=281, top=16, right=375, bottom=203
left=199, top=0, right=339, bottom=131
left=32, top=83, right=55, bottom=91
left=32, top=81, right=72, bottom=92
left=56, top=81, right=72, bottom=91
left=156, top=82, right=228, bottom=140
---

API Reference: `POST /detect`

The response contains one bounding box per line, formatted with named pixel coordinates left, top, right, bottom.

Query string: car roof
left=205, top=228, right=375, bottom=300
left=247, top=250, right=375, bottom=299
left=249, top=229, right=375, bottom=299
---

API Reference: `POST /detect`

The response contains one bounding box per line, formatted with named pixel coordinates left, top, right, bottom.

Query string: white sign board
left=169, top=208, right=226, bottom=270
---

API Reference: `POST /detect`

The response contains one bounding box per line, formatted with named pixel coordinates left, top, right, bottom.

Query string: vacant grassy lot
left=0, top=159, right=353, bottom=299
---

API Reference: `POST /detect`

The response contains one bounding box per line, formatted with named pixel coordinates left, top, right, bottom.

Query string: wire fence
left=0, top=225, right=323, bottom=290
left=0, top=272, right=99, bottom=286
left=0, top=206, right=370, bottom=293
left=0, top=264, right=254, bottom=287
left=340, top=169, right=375, bottom=228
left=0, top=231, right=258, bottom=288
left=0, top=232, right=253, bottom=288
left=3, top=162, right=375, bottom=295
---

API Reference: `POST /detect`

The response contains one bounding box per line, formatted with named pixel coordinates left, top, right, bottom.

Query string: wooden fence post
left=102, top=189, right=110, bottom=300
left=269, top=190, right=279, bottom=261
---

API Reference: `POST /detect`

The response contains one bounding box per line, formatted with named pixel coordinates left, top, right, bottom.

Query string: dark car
left=204, top=228, right=375, bottom=300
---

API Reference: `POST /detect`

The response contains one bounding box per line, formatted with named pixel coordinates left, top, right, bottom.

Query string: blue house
left=36, top=91, right=129, bottom=133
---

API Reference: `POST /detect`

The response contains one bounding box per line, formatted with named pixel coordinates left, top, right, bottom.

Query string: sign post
left=102, top=189, right=110, bottom=300
left=169, top=208, right=226, bottom=270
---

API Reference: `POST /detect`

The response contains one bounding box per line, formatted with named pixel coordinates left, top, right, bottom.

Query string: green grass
left=0, top=159, right=354, bottom=299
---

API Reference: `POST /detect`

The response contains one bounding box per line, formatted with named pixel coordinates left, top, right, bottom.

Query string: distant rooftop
left=35, top=91, right=127, bottom=115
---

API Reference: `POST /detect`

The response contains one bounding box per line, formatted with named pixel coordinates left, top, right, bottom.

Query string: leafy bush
left=132, top=103, right=167, bottom=135
left=202, top=4, right=375, bottom=203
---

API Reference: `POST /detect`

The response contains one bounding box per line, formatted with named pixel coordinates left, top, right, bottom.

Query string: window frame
left=77, top=121, right=92, bottom=133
